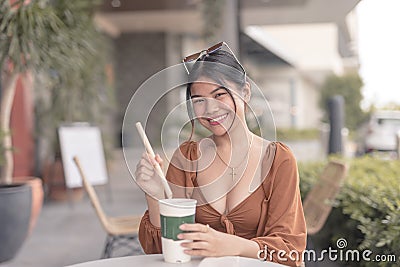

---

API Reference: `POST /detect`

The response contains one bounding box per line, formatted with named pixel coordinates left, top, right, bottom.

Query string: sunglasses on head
left=182, top=41, right=246, bottom=77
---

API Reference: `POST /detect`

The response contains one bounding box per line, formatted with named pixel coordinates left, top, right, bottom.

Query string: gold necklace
left=214, top=135, right=254, bottom=181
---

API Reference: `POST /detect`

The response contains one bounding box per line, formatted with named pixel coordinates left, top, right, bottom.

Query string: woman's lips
left=207, top=113, right=228, bottom=126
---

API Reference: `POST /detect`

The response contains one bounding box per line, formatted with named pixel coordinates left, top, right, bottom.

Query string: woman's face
left=190, top=77, right=247, bottom=136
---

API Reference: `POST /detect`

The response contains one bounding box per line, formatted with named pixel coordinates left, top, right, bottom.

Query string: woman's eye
left=215, top=93, right=226, bottom=98
left=192, top=98, right=205, bottom=104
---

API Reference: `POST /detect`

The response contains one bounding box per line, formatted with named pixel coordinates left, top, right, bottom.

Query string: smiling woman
left=190, top=83, right=243, bottom=136
left=135, top=42, right=307, bottom=266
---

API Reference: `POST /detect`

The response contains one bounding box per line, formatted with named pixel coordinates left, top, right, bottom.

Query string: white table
left=66, top=254, right=286, bottom=267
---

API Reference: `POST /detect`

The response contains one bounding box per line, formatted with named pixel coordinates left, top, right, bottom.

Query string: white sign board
left=58, top=125, right=108, bottom=188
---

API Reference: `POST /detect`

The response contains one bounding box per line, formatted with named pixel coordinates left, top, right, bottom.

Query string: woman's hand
left=177, top=223, right=257, bottom=257
left=134, top=152, right=165, bottom=199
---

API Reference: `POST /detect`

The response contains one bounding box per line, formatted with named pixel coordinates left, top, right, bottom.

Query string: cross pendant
left=230, top=167, right=236, bottom=181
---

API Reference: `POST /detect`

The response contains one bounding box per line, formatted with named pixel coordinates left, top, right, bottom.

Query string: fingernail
left=177, top=234, right=183, bottom=239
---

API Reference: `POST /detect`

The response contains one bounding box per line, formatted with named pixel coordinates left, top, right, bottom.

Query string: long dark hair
left=185, top=50, right=247, bottom=140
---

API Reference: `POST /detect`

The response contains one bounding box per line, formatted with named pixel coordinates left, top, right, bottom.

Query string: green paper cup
left=159, top=198, right=197, bottom=263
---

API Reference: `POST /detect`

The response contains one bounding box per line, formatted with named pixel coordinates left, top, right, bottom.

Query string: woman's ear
left=242, top=82, right=251, bottom=102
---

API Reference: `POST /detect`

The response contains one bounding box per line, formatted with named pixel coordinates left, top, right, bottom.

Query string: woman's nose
left=205, top=98, right=219, bottom=114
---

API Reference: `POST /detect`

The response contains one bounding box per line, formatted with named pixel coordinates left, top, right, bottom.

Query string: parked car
left=358, top=110, right=400, bottom=154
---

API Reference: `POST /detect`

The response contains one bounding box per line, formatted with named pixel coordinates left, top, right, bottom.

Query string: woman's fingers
left=136, top=166, right=154, bottom=178
left=134, top=151, right=166, bottom=198
left=180, top=232, right=211, bottom=256
left=142, top=153, right=155, bottom=165
left=177, top=232, right=208, bottom=241
left=136, top=154, right=160, bottom=174
left=177, top=223, right=226, bottom=257
left=178, top=223, right=212, bottom=241
left=183, top=248, right=209, bottom=257
left=136, top=160, right=152, bottom=172
left=135, top=160, right=154, bottom=177
left=181, top=241, right=209, bottom=250
left=179, top=223, right=210, bottom=233
left=140, top=152, right=164, bottom=169
left=154, top=154, right=163, bottom=166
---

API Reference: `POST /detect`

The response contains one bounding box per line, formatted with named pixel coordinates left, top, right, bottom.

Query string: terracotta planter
left=13, top=176, right=44, bottom=235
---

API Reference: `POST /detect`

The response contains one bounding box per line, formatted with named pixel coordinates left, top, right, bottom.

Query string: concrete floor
left=0, top=149, right=147, bottom=267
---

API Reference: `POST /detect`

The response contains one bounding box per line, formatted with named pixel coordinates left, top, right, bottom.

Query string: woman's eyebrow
left=211, top=86, right=227, bottom=94
left=190, top=86, right=226, bottom=98
left=190, top=94, right=203, bottom=98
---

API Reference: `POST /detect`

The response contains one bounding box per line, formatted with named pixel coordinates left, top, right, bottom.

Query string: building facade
left=95, top=0, right=360, bottom=146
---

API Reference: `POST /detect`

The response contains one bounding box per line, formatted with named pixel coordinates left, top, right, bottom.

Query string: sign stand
left=55, top=123, right=110, bottom=204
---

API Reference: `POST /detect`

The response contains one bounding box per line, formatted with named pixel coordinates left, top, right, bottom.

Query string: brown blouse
left=138, top=141, right=306, bottom=266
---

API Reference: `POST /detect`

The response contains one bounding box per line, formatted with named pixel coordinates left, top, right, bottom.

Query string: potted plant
left=0, top=0, right=112, bottom=262
left=32, top=0, right=114, bottom=201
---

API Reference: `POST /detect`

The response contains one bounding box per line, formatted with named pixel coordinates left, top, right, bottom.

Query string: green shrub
left=298, top=161, right=325, bottom=199
left=277, top=128, right=320, bottom=141
left=299, top=157, right=400, bottom=267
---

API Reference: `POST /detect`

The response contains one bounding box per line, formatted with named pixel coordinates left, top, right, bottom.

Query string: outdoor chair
left=303, top=160, right=348, bottom=235
left=73, top=157, right=143, bottom=258
left=301, top=161, right=348, bottom=267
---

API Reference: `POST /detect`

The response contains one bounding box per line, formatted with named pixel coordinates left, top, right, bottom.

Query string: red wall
left=10, top=74, right=34, bottom=177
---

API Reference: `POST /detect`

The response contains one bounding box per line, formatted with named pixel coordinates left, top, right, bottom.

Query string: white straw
left=135, top=122, right=173, bottom=199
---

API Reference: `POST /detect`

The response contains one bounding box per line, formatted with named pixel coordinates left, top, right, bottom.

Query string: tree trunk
left=0, top=72, right=19, bottom=184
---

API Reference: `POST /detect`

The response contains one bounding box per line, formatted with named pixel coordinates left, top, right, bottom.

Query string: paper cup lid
left=159, top=198, right=197, bottom=216
left=159, top=198, right=197, bottom=208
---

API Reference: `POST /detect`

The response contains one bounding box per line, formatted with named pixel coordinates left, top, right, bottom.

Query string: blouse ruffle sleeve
left=138, top=141, right=197, bottom=254
left=138, top=210, right=162, bottom=254
left=251, top=142, right=306, bottom=267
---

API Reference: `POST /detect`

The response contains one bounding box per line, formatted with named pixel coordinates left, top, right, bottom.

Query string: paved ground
left=0, top=142, right=344, bottom=267
left=0, top=149, right=147, bottom=267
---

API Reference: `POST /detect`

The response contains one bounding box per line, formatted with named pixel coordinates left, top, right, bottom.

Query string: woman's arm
left=145, top=194, right=161, bottom=227
left=251, top=143, right=307, bottom=266
left=178, top=223, right=260, bottom=258
left=138, top=142, right=196, bottom=254
left=136, top=152, right=164, bottom=254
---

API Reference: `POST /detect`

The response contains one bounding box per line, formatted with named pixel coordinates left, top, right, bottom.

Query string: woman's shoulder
left=271, top=141, right=297, bottom=164
left=259, top=140, right=296, bottom=164
left=273, top=141, right=294, bottom=153
left=260, top=141, right=298, bottom=195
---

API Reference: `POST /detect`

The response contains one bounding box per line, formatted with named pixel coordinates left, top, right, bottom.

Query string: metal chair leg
left=101, top=234, right=143, bottom=258
left=102, top=235, right=114, bottom=258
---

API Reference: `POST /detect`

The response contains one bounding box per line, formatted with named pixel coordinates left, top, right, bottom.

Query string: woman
left=135, top=42, right=306, bottom=266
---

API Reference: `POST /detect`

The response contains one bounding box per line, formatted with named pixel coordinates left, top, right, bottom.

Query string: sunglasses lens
left=183, top=52, right=200, bottom=63
left=207, top=42, right=224, bottom=54
left=183, top=42, right=245, bottom=77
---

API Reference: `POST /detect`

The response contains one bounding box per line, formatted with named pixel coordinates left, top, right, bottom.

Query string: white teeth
left=210, top=114, right=227, bottom=122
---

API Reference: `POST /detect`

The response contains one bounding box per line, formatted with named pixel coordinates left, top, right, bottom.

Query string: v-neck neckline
left=190, top=139, right=275, bottom=214
left=204, top=184, right=264, bottom=216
